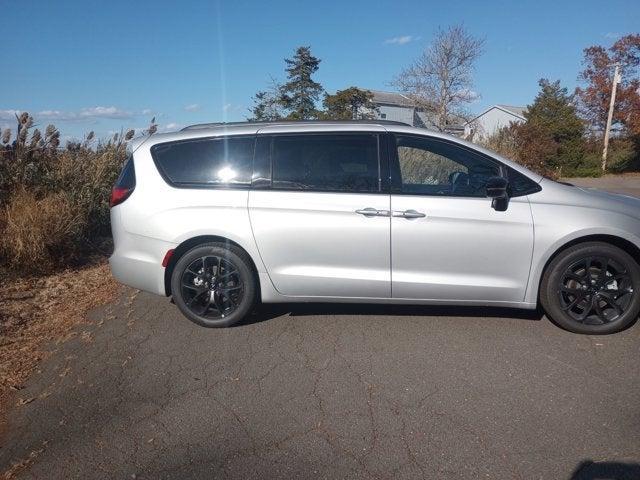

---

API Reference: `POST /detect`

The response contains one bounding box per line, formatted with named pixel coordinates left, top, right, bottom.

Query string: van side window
left=394, top=135, right=500, bottom=197
left=271, top=134, right=379, bottom=193
left=151, top=136, right=255, bottom=187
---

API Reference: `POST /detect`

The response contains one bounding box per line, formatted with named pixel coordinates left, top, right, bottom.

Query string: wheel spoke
left=213, top=293, right=226, bottom=316
left=599, top=293, right=623, bottom=316
left=560, top=285, right=584, bottom=295
left=195, top=292, right=213, bottom=315
left=182, top=283, right=205, bottom=292
left=575, top=300, right=593, bottom=322
left=565, top=272, right=586, bottom=283
left=218, top=285, right=242, bottom=292
left=219, top=290, right=238, bottom=307
left=600, top=257, right=609, bottom=277
left=593, top=299, right=607, bottom=323
left=561, top=293, right=585, bottom=311
left=218, top=270, right=238, bottom=280
left=187, top=289, right=208, bottom=307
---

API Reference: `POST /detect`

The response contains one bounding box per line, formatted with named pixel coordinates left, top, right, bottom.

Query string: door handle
left=355, top=208, right=390, bottom=217
left=392, top=209, right=426, bottom=219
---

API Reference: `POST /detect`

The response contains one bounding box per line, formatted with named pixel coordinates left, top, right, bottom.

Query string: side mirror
left=486, top=176, right=510, bottom=211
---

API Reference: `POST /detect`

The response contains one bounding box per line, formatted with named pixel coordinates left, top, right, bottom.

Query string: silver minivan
left=109, top=120, right=640, bottom=334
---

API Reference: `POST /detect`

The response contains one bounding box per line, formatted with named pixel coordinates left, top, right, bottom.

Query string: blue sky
left=1, top=0, right=638, bottom=141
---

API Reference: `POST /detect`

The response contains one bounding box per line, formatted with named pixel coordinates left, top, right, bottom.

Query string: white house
left=365, top=90, right=465, bottom=135
left=464, top=105, right=526, bottom=140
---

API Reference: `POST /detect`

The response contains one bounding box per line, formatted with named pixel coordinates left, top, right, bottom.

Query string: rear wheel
left=171, top=243, right=257, bottom=327
left=540, top=242, right=640, bottom=334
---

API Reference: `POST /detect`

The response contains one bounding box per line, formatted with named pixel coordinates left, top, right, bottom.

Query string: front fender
left=524, top=202, right=640, bottom=304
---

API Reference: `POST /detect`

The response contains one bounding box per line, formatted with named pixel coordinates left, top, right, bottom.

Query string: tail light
left=110, top=157, right=136, bottom=208
left=110, top=186, right=134, bottom=207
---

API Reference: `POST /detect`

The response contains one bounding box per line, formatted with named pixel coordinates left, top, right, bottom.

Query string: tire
left=170, top=242, right=258, bottom=328
left=540, top=242, right=640, bottom=334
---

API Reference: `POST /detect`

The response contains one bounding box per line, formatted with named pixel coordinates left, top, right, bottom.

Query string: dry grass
left=0, top=262, right=121, bottom=433
left=1, top=189, right=85, bottom=271
left=0, top=113, right=130, bottom=273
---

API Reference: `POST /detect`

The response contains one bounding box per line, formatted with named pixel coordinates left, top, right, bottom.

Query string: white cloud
left=384, top=35, right=415, bottom=45
left=78, top=106, right=132, bottom=119
left=184, top=103, right=201, bottom=112
left=221, top=103, right=243, bottom=114
left=162, top=122, right=181, bottom=131
left=141, top=108, right=153, bottom=115
left=604, top=32, right=620, bottom=39
left=0, top=106, right=133, bottom=123
left=0, top=109, right=21, bottom=120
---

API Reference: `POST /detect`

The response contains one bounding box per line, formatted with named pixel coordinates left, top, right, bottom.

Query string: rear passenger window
left=151, top=136, right=254, bottom=187
left=271, top=134, right=379, bottom=193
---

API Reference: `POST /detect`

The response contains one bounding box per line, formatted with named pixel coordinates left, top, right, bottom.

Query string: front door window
left=395, top=135, right=501, bottom=197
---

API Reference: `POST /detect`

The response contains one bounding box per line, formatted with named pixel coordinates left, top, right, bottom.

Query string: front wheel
left=171, top=243, right=257, bottom=327
left=540, top=242, right=640, bottom=334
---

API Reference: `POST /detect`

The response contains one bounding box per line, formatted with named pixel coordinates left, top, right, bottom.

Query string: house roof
left=465, top=104, right=527, bottom=125
left=369, top=90, right=415, bottom=107
left=496, top=105, right=526, bottom=119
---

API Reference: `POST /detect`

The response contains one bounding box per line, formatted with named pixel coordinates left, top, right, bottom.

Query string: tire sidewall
left=542, top=243, right=640, bottom=334
left=171, top=244, right=256, bottom=328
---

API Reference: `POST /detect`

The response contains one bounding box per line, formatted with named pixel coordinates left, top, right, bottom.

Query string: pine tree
left=280, top=46, right=323, bottom=120
left=515, top=79, right=585, bottom=175
left=321, top=87, right=379, bottom=120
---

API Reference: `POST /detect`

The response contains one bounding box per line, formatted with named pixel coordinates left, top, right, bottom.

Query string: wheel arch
left=533, top=233, right=640, bottom=304
left=164, top=235, right=261, bottom=297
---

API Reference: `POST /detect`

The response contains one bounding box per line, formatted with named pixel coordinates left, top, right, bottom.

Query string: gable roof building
left=464, top=104, right=527, bottom=140
left=365, top=90, right=465, bottom=136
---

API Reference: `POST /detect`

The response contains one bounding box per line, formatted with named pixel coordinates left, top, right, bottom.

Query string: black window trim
left=151, top=134, right=257, bottom=190
left=389, top=133, right=541, bottom=198
left=254, top=131, right=386, bottom=195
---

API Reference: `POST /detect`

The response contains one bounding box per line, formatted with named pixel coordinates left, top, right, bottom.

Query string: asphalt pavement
left=2, top=175, right=640, bottom=479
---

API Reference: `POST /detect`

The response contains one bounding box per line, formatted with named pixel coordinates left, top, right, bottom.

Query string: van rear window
left=151, top=136, right=254, bottom=187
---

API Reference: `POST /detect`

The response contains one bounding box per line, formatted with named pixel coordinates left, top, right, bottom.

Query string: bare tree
left=394, top=25, right=484, bottom=130
left=248, top=75, right=284, bottom=121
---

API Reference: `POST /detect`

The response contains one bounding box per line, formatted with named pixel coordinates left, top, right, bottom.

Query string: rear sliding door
left=249, top=132, right=391, bottom=298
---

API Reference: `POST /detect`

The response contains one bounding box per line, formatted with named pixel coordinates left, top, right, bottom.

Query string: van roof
left=181, top=119, right=411, bottom=131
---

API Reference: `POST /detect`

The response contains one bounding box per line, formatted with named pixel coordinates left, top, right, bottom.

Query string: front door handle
left=356, top=208, right=390, bottom=217
left=393, top=209, right=426, bottom=219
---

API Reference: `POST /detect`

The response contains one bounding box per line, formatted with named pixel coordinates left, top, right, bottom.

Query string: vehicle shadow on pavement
left=571, top=460, right=640, bottom=480
left=241, top=302, right=544, bottom=327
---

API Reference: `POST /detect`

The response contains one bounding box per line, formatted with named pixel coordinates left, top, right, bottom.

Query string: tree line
left=250, top=29, right=639, bottom=178
left=248, top=47, right=380, bottom=122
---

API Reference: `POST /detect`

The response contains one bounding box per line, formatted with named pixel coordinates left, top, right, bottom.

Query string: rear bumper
left=109, top=207, right=175, bottom=296
left=109, top=251, right=167, bottom=296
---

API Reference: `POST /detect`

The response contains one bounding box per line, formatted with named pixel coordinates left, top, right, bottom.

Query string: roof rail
left=181, top=119, right=411, bottom=131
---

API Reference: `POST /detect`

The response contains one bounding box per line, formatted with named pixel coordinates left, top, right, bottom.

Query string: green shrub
left=607, top=141, right=640, bottom=173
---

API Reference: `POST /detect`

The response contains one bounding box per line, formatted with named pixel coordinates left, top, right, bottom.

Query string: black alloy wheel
left=171, top=243, right=257, bottom=327
left=181, top=255, right=244, bottom=319
left=558, top=256, right=634, bottom=325
left=541, top=242, right=640, bottom=334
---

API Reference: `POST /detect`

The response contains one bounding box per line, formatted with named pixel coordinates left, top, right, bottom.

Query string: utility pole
left=602, top=63, right=621, bottom=172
